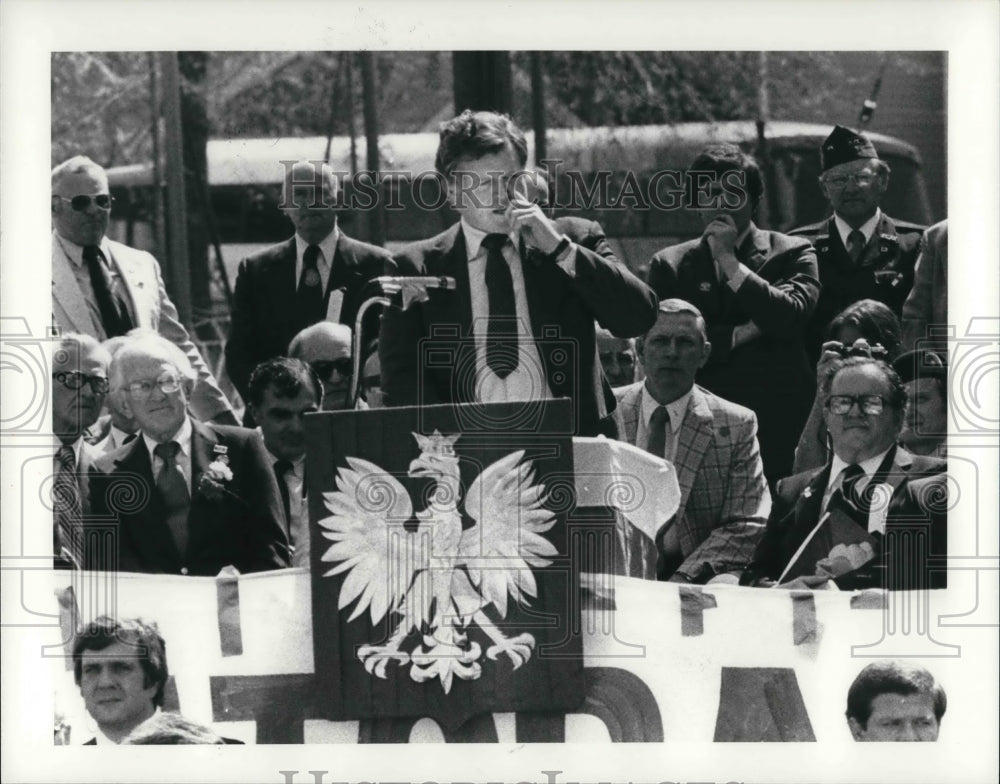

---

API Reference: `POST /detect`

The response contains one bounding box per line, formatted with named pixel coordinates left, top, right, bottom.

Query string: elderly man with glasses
left=88, top=333, right=289, bottom=575
left=789, top=126, right=925, bottom=362
left=51, top=333, right=111, bottom=568
left=741, top=357, right=946, bottom=590
left=51, top=155, right=236, bottom=425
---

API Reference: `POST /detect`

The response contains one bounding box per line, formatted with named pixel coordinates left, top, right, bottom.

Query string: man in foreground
left=846, top=661, right=946, bottom=742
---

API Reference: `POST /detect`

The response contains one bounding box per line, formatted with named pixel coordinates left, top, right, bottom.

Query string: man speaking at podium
left=379, top=110, right=658, bottom=437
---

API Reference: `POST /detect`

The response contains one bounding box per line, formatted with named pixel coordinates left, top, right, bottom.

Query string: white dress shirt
left=142, top=418, right=193, bottom=494
left=834, top=207, right=882, bottom=250
left=462, top=219, right=554, bottom=404
left=821, top=445, right=894, bottom=516
left=636, top=383, right=692, bottom=464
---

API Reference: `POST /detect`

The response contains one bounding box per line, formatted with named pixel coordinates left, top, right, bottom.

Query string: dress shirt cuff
left=725, top=263, right=751, bottom=291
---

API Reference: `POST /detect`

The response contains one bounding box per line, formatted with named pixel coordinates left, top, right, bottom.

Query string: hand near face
left=703, top=215, right=740, bottom=276
left=508, top=201, right=562, bottom=256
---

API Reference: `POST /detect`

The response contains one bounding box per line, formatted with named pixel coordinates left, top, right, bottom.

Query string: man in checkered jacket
left=614, top=299, right=771, bottom=583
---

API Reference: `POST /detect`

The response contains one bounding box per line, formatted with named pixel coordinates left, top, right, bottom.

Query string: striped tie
left=53, top=444, right=83, bottom=568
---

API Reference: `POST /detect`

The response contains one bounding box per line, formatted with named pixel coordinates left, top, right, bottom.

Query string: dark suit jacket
left=225, top=232, right=391, bottom=398
left=743, top=447, right=947, bottom=590
left=379, top=217, right=658, bottom=437
left=647, top=224, right=820, bottom=482
left=88, top=420, right=289, bottom=575
left=789, top=213, right=924, bottom=360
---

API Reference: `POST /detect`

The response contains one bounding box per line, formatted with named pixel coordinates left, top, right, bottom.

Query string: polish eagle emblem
left=317, top=431, right=557, bottom=693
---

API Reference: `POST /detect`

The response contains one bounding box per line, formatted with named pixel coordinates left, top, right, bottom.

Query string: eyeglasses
left=310, top=358, right=353, bottom=379
left=53, top=371, right=109, bottom=394
left=53, top=194, right=114, bottom=211
left=822, top=172, right=877, bottom=190
left=126, top=373, right=182, bottom=399
left=825, top=394, right=892, bottom=416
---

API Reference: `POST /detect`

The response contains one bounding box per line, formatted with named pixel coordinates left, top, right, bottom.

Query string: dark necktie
left=122, top=432, right=138, bottom=445
left=274, top=459, right=293, bottom=535
left=53, top=444, right=83, bottom=568
left=483, top=233, right=518, bottom=378
left=154, top=441, right=191, bottom=556
left=296, top=244, right=324, bottom=326
left=827, top=463, right=867, bottom=527
left=645, top=405, right=670, bottom=460
left=846, top=230, right=866, bottom=264
left=83, top=245, right=133, bottom=338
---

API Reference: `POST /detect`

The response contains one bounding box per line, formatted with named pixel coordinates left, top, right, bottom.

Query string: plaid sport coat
left=614, top=382, right=771, bottom=581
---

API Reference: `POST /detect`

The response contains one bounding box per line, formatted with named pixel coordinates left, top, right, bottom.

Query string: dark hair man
left=789, top=126, right=925, bottom=360
left=647, top=143, right=820, bottom=484
left=893, top=348, right=947, bottom=458
left=846, top=661, right=946, bottom=742
left=743, top=357, right=947, bottom=590
left=225, top=160, right=391, bottom=408
left=72, top=617, right=168, bottom=744
left=379, top=110, right=657, bottom=437
left=51, top=155, right=236, bottom=425
left=247, top=357, right=323, bottom=566
left=614, top=299, right=770, bottom=583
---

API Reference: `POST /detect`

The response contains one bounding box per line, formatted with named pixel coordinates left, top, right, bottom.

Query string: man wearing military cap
left=791, top=125, right=925, bottom=362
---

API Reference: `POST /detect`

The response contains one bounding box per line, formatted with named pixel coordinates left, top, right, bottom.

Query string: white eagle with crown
left=317, top=431, right=557, bottom=694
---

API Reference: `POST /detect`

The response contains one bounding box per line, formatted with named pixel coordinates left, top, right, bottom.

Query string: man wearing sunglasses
left=51, top=156, right=236, bottom=426
left=789, top=126, right=925, bottom=362
left=288, top=322, right=361, bottom=411
left=51, top=334, right=111, bottom=568
left=225, top=160, right=390, bottom=412
left=742, top=356, right=946, bottom=590
left=88, top=333, right=289, bottom=575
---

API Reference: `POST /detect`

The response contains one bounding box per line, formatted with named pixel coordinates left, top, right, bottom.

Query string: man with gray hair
left=225, top=160, right=391, bottom=406
left=88, top=333, right=289, bottom=575
left=614, top=298, right=770, bottom=583
left=51, top=333, right=111, bottom=568
left=51, top=155, right=236, bottom=425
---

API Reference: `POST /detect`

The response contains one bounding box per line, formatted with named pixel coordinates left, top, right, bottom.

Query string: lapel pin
left=699, top=281, right=712, bottom=292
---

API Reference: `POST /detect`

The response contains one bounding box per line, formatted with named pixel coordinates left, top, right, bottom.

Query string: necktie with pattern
left=83, top=245, right=133, bottom=337
left=296, top=244, right=324, bottom=326
left=53, top=444, right=84, bottom=568
left=154, top=441, right=190, bottom=556
left=483, top=233, right=518, bottom=378
left=273, top=459, right=293, bottom=536
left=827, top=463, right=867, bottom=526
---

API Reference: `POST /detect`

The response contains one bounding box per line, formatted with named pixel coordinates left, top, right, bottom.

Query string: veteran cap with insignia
left=892, top=349, right=947, bottom=384
left=821, top=125, right=879, bottom=171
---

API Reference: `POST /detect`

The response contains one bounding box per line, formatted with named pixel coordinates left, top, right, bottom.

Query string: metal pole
left=158, top=51, right=192, bottom=326
left=148, top=53, right=165, bottom=264
left=359, top=51, right=384, bottom=247
left=530, top=52, right=547, bottom=165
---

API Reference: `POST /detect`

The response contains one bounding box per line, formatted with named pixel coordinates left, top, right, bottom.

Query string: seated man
left=596, top=325, right=639, bottom=387
left=247, top=357, right=322, bottom=567
left=893, top=348, right=947, bottom=457
left=846, top=661, right=946, bottom=742
left=614, top=299, right=771, bottom=583
left=88, top=333, right=289, bottom=575
left=51, top=333, right=111, bottom=568
left=379, top=109, right=657, bottom=437
left=288, top=321, right=358, bottom=411
left=742, top=356, right=947, bottom=590
left=92, top=334, right=139, bottom=453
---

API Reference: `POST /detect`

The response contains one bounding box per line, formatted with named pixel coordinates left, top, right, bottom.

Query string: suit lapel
left=673, top=388, right=714, bottom=526
left=792, top=465, right=831, bottom=536
left=427, top=225, right=473, bottom=337
left=51, top=236, right=98, bottom=334
left=738, top=224, right=771, bottom=273
left=617, top=383, right=643, bottom=446
left=268, top=239, right=298, bottom=328
left=103, top=242, right=143, bottom=328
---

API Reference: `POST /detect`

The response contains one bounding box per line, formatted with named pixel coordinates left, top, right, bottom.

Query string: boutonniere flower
left=197, top=448, right=233, bottom=501
left=699, top=281, right=713, bottom=292
left=802, top=487, right=813, bottom=499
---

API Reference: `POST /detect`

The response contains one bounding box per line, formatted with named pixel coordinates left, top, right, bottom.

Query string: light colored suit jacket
left=902, top=219, right=948, bottom=353
left=52, top=232, right=233, bottom=422
left=614, top=382, right=771, bottom=580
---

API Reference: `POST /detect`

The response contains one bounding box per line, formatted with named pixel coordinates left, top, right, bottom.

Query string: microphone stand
left=350, top=293, right=391, bottom=408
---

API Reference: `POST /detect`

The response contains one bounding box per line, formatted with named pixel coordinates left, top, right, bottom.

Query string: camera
left=831, top=338, right=889, bottom=360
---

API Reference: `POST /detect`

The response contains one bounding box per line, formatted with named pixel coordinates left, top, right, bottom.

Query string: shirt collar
left=53, top=435, right=84, bottom=466
left=640, top=382, right=692, bottom=431
left=834, top=208, right=882, bottom=248
left=92, top=707, right=160, bottom=745
left=829, top=444, right=894, bottom=486
left=295, top=224, right=339, bottom=267
left=142, top=416, right=193, bottom=461
left=461, top=219, right=514, bottom=261
left=264, top=442, right=305, bottom=476
left=54, top=231, right=110, bottom=268
left=735, top=222, right=754, bottom=249
left=110, top=424, right=133, bottom=449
